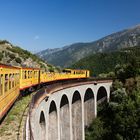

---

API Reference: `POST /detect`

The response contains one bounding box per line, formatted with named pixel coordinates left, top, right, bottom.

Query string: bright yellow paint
left=0, top=64, right=90, bottom=120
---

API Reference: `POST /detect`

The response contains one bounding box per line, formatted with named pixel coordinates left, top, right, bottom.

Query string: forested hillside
left=71, top=46, right=140, bottom=76
left=86, top=76, right=140, bottom=140
left=84, top=47, right=140, bottom=140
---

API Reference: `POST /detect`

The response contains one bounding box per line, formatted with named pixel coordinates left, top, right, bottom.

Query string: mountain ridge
left=36, top=24, right=140, bottom=67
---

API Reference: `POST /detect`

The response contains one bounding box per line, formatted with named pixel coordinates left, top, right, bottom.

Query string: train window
left=15, top=73, right=17, bottom=86
left=29, top=71, right=31, bottom=78
left=29, top=71, right=30, bottom=78
left=12, top=74, right=15, bottom=88
left=36, top=71, right=38, bottom=78
left=30, top=71, right=32, bottom=78
left=5, top=74, right=8, bottom=92
left=62, top=70, right=71, bottom=73
left=24, top=71, right=26, bottom=79
left=17, top=73, right=19, bottom=84
left=0, top=75, right=3, bottom=95
left=28, top=71, right=30, bottom=78
left=86, top=71, right=87, bottom=77
left=22, top=71, right=25, bottom=79
left=9, top=74, right=12, bottom=90
left=35, top=71, right=36, bottom=78
left=16, top=73, right=19, bottom=85
left=25, top=71, right=27, bottom=79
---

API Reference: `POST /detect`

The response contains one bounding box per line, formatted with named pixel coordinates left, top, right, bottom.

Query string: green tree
left=85, top=118, right=105, bottom=140
left=0, top=52, right=3, bottom=61
left=9, top=53, right=15, bottom=59
left=15, top=57, right=22, bottom=64
left=86, top=88, right=140, bottom=140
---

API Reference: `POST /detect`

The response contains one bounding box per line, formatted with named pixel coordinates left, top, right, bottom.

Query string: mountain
left=37, top=48, right=62, bottom=58
left=0, top=40, right=54, bottom=70
left=36, top=25, right=140, bottom=67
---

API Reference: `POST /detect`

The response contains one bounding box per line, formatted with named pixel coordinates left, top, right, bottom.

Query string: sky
left=0, top=0, right=140, bottom=53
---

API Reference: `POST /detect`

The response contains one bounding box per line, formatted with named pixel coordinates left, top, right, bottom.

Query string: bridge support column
left=48, top=101, right=58, bottom=140
left=58, top=108, right=60, bottom=140
left=107, top=87, right=110, bottom=103
left=82, top=100, right=85, bottom=140
left=94, top=96, right=97, bottom=117
left=60, top=104, right=70, bottom=140
left=69, top=104, right=73, bottom=140
left=72, top=91, right=82, bottom=140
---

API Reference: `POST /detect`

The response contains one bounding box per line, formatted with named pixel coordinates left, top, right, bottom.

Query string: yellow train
left=0, top=64, right=20, bottom=120
left=0, top=63, right=90, bottom=120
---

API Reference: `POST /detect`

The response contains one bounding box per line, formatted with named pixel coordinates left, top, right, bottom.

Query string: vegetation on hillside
left=85, top=47, right=140, bottom=140
left=71, top=46, right=140, bottom=76
left=7, top=46, right=44, bottom=62
left=86, top=77, right=140, bottom=140
left=0, top=40, right=58, bottom=71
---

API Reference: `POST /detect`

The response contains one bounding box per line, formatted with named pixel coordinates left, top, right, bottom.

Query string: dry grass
left=0, top=94, right=33, bottom=140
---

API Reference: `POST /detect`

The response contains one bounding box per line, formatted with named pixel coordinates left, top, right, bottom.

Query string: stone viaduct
left=25, top=79, right=112, bottom=140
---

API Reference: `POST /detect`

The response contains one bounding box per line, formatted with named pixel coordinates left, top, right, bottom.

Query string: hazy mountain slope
left=37, top=25, right=140, bottom=67
left=0, top=40, right=52, bottom=70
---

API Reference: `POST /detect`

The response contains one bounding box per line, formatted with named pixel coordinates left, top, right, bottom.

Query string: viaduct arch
left=27, top=80, right=112, bottom=140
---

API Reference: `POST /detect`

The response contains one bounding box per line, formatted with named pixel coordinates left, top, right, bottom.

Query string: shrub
left=0, top=40, right=10, bottom=45
left=112, top=80, right=123, bottom=91
left=15, top=57, right=22, bottom=64
left=9, top=53, right=15, bottom=59
left=0, top=52, right=3, bottom=61
left=48, top=66, right=54, bottom=72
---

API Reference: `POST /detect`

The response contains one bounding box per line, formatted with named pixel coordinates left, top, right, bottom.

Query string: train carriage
left=39, top=69, right=90, bottom=84
left=0, top=64, right=20, bottom=120
left=19, top=67, right=40, bottom=91
left=0, top=63, right=90, bottom=121
left=63, top=69, right=90, bottom=78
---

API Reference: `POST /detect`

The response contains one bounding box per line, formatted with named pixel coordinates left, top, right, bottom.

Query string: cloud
left=34, top=35, right=39, bottom=40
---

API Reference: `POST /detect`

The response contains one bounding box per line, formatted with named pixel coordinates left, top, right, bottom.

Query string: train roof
left=0, top=63, right=40, bottom=70
left=0, top=63, right=20, bottom=69
left=18, top=66, right=40, bottom=70
left=64, top=68, right=89, bottom=71
left=21, top=67, right=40, bottom=70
